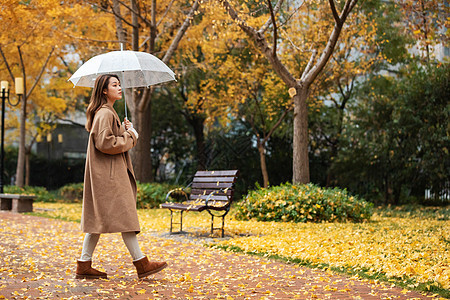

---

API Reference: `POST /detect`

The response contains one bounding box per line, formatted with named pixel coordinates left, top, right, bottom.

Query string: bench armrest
left=165, top=188, right=189, bottom=203
left=205, top=188, right=231, bottom=209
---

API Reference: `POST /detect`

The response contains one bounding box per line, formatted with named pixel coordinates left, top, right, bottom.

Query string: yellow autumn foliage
left=0, top=0, right=114, bottom=149
left=33, top=202, right=449, bottom=290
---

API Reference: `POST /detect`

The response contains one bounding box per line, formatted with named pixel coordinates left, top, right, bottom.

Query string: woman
left=76, top=74, right=167, bottom=279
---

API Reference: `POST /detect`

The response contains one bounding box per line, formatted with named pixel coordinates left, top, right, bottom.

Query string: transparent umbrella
left=68, top=47, right=176, bottom=118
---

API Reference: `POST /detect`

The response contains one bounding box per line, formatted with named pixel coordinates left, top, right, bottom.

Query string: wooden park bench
left=160, top=170, right=239, bottom=237
left=0, top=193, right=36, bottom=213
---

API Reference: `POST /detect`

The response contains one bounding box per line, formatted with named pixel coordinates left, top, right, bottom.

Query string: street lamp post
left=0, top=78, right=23, bottom=193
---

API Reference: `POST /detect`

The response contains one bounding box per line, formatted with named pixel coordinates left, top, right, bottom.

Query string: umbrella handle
left=124, top=96, right=128, bottom=120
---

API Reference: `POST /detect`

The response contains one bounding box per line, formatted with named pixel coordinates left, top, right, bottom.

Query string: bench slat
left=160, top=202, right=207, bottom=212
left=192, top=176, right=237, bottom=183
left=0, top=194, right=36, bottom=200
left=191, top=182, right=234, bottom=189
left=194, top=170, right=239, bottom=177
left=190, top=188, right=233, bottom=196
left=189, top=194, right=229, bottom=201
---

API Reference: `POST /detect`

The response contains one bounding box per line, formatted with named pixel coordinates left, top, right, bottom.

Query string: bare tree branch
left=25, top=47, right=55, bottom=98
left=302, top=0, right=359, bottom=85
left=259, top=0, right=284, bottom=34
left=301, top=49, right=317, bottom=80
left=245, top=102, right=261, bottom=140
left=329, top=0, right=341, bottom=25
left=340, top=0, right=358, bottom=23
left=266, top=0, right=278, bottom=58
left=162, top=0, right=200, bottom=64
left=116, top=0, right=150, bottom=26
left=0, top=46, right=15, bottom=81
left=277, top=1, right=305, bottom=29
left=157, top=0, right=176, bottom=28
left=303, top=24, right=343, bottom=82
left=252, top=93, right=266, bottom=133
left=263, top=107, right=291, bottom=144
left=83, top=0, right=134, bottom=27
left=327, top=93, right=339, bottom=108
left=219, top=0, right=297, bottom=87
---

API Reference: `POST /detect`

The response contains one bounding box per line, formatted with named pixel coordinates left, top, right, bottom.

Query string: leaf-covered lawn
left=32, top=202, right=449, bottom=295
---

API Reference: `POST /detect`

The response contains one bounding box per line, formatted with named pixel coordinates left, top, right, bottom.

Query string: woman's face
left=103, top=77, right=122, bottom=103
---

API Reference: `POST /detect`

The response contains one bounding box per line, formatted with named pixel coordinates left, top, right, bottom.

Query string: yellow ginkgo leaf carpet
left=0, top=211, right=437, bottom=300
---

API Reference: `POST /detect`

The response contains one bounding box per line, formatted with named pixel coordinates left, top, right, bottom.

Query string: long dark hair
left=85, top=74, right=120, bottom=132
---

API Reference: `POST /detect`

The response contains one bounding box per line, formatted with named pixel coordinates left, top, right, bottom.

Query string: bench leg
left=0, top=198, right=12, bottom=211
left=169, top=210, right=173, bottom=233
left=211, top=215, right=214, bottom=235
left=210, top=214, right=226, bottom=238
left=12, top=198, right=33, bottom=213
left=221, top=215, right=225, bottom=238
left=169, top=209, right=184, bottom=234
left=179, top=210, right=183, bottom=232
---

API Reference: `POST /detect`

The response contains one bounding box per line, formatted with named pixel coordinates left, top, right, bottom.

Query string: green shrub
left=55, top=182, right=179, bottom=207
left=4, top=185, right=57, bottom=202
left=58, top=183, right=84, bottom=203
left=235, top=183, right=373, bottom=223
left=136, top=182, right=180, bottom=209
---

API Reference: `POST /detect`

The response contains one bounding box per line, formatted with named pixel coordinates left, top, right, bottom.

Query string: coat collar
left=101, top=103, right=120, bottom=120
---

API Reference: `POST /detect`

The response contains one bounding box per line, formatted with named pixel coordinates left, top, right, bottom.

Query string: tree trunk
left=25, top=150, right=30, bottom=186
left=112, top=0, right=126, bottom=45
left=190, top=116, right=206, bottom=171
left=15, top=95, right=26, bottom=187
left=150, top=0, right=157, bottom=52
left=257, top=142, right=269, bottom=188
left=292, top=86, right=310, bottom=184
left=131, top=0, right=139, bottom=51
left=130, top=97, right=153, bottom=182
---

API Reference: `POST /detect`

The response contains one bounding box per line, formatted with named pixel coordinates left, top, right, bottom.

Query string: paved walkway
left=0, top=212, right=434, bottom=299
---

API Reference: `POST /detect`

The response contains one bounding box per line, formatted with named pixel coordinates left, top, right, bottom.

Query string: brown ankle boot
left=75, top=260, right=107, bottom=279
left=133, top=256, right=167, bottom=279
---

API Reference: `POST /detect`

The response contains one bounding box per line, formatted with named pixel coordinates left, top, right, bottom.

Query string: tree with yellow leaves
left=167, top=0, right=380, bottom=188
left=217, top=0, right=359, bottom=184
left=180, top=0, right=377, bottom=187
left=167, top=2, right=292, bottom=186
left=0, top=0, right=110, bottom=186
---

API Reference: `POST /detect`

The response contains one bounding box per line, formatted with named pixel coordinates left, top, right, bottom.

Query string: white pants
left=80, top=232, right=145, bottom=262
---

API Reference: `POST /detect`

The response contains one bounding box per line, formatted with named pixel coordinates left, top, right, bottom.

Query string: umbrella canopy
left=68, top=50, right=176, bottom=88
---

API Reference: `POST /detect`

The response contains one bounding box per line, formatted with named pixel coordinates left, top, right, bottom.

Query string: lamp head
left=1, top=81, right=9, bottom=92
left=15, top=77, right=24, bottom=95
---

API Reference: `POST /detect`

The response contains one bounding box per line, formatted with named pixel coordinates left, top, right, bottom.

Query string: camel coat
left=81, top=103, right=140, bottom=234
